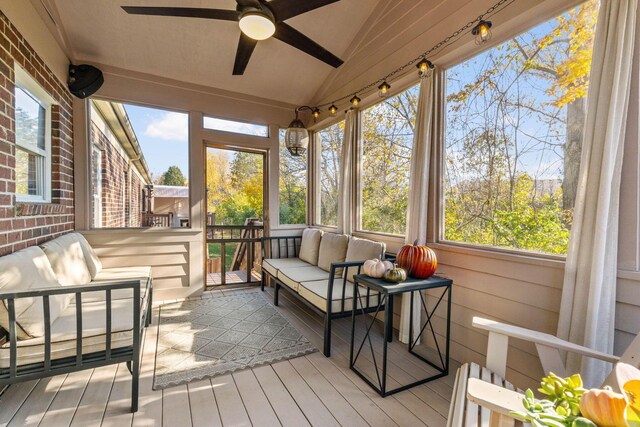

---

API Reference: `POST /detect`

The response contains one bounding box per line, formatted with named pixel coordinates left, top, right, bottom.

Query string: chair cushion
left=298, top=279, right=382, bottom=313
left=0, top=298, right=134, bottom=368
left=0, top=247, right=70, bottom=339
left=41, top=233, right=92, bottom=286
left=277, top=266, right=330, bottom=292
left=74, top=233, right=103, bottom=279
left=298, top=229, right=323, bottom=265
left=317, top=233, right=349, bottom=272
left=344, top=237, right=386, bottom=282
left=262, top=258, right=310, bottom=277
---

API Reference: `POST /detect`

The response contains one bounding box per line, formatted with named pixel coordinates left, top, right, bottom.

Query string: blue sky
left=123, top=104, right=189, bottom=180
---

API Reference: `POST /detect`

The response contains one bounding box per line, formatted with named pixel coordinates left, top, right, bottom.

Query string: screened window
left=359, top=84, right=419, bottom=235
left=203, top=116, right=268, bottom=137
left=443, top=0, right=599, bottom=255
left=317, top=122, right=344, bottom=227
left=279, top=129, right=307, bottom=225
left=14, top=67, right=52, bottom=202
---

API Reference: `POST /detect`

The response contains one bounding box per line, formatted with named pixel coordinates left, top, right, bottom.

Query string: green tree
left=160, top=165, right=187, bottom=186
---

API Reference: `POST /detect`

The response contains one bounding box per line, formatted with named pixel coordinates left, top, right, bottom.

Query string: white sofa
left=0, top=232, right=152, bottom=412
left=262, top=229, right=388, bottom=356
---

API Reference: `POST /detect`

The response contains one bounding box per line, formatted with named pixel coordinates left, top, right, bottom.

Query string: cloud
left=144, top=112, right=188, bottom=142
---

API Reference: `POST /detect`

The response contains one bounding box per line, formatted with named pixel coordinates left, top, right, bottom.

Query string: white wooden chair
left=446, top=316, right=640, bottom=427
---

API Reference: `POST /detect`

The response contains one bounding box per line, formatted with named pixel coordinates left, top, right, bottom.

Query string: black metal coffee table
left=349, top=274, right=453, bottom=397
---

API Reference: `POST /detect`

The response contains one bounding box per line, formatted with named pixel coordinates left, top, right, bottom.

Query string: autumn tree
left=279, top=131, right=307, bottom=225
left=444, top=0, right=598, bottom=254
left=318, top=122, right=344, bottom=226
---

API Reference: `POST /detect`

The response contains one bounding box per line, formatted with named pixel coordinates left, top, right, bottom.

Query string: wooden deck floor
left=206, top=270, right=261, bottom=286
left=0, top=287, right=456, bottom=427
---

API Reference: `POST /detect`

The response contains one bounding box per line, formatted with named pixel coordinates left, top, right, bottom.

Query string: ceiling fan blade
left=233, top=33, right=259, bottom=75
left=267, top=0, right=340, bottom=22
left=273, top=23, right=343, bottom=68
left=121, top=6, right=239, bottom=21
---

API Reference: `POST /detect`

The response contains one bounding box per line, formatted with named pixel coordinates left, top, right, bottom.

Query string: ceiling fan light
left=239, top=12, right=275, bottom=40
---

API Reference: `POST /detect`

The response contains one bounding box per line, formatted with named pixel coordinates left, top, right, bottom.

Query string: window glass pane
left=203, top=116, right=269, bottom=137
left=15, top=87, right=46, bottom=150
left=90, top=100, right=190, bottom=228
left=360, top=85, right=418, bottom=235
left=317, top=122, right=344, bottom=227
left=279, top=129, right=307, bottom=225
left=15, top=148, right=41, bottom=196
left=443, top=1, right=598, bottom=254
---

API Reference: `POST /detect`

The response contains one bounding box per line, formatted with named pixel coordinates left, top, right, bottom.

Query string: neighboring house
left=146, top=184, right=189, bottom=228
left=89, top=100, right=153, bottom=228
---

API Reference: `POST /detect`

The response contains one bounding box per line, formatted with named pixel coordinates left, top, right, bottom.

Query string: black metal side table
left=349, top=274, right=453, bottom=397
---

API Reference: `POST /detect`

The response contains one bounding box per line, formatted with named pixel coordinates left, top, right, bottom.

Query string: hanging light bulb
left=416, top=58, right=434, bottom=78
left=350, top=95, right=361, bottom=107
left=472, top=20, right=492, bottom=44
left=377, top=81, right=391, bottom=98
left=312, top=108, right=320, bottom=121
left=328, top=104, right=338, bottom=117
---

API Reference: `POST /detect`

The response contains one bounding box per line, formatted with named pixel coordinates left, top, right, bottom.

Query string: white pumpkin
left=364, top=259, right=394, bottom=278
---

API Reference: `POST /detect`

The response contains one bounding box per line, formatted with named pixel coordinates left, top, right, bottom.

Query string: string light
left=377, top=81, right=391, bottom=98
left=416, top=58, right=434, bottom=79
left=472, top=20, right=492, bottom=44
left=304, top=0, right=513, bottom=116
left=312, top=107, right=320, bottom=121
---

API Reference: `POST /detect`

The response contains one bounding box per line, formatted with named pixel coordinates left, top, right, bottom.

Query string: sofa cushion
left=41, top=233, right=92, bottom=286
left=344, top=237, right=386, bottom=282
left=298, top=280, right=382, bottom=313
left=85, top=266, right=152, bottom=302
left=277, top=266, right=330, bottom=292
left=0, top=298, right=134, bottom=368
left=317, top=233, right=349, bottom=272
left=298, top=228, right=323, bottom=265
left=74, top=233, right=103, bottom=279
left=262, top=258, right=309, bottom=277
left=0, top=247, right=70, bottom=339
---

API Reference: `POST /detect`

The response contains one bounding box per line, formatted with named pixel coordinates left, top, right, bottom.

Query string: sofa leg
left=274, top=282, right=280, bottom=306
left=323, top=315, right=332, bottom=357
left=131, top=358, right=139, bottom=412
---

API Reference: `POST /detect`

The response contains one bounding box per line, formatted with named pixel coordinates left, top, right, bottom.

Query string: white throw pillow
left=41, top=233, right=92, bottom=286
left=317, top=233, right=350, bottom=272
left=0, top=247, right=70, bottom=339
left=344, top=237, right=386, bottom=282
left=298, top=229, right=323, bottom=265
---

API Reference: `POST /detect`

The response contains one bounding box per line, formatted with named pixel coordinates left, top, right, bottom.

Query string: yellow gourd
left=579, top=387, right=627, bottom=427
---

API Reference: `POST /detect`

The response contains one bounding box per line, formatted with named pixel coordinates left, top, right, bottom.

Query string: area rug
left=153, top=290, right=316, bottom=389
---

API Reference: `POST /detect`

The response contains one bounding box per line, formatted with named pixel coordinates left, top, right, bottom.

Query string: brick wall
left=90, top=122, right=144, bottom=228
left=0, top=12, right=74, bottom=256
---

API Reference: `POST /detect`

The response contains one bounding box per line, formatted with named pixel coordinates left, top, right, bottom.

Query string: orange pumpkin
left=579, top=387, right=627, bottom=427
left=396, top=243, right=437, bottom=279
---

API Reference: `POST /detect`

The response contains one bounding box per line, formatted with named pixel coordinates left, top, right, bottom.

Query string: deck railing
left=142, top=212, right=173, bottom=228
left=206, top=219, right=264, bottom=287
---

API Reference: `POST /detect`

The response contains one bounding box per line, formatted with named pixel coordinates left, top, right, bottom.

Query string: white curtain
left=400, top=70, right=437, bottom=343
left=337, top=109, right=358, bottom=235
left=557, top=0, right=637, bottom=387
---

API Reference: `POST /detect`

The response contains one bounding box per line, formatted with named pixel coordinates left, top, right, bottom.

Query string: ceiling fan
left=121, top=0, right=344, bottom=75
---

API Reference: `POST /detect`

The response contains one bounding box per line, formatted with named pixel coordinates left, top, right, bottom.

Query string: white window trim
left=14, top=64, right=54, bottom=203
